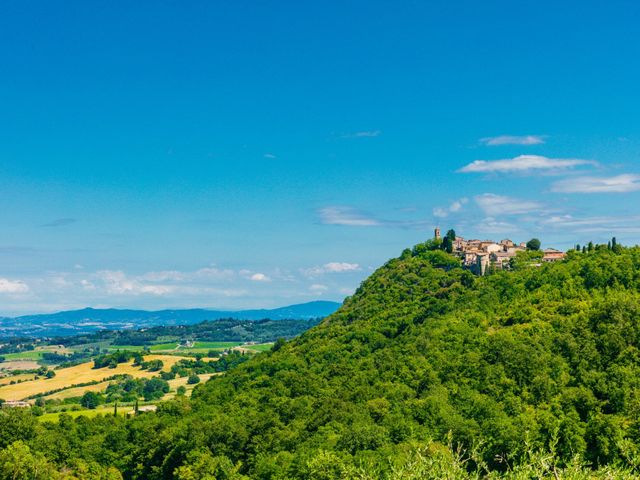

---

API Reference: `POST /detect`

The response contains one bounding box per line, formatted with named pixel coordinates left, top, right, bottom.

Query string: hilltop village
left=434, top=227, right=566, bottom=275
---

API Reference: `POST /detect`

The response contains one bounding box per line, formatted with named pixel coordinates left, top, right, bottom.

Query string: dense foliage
left=2, top=245, right=640, bottom=478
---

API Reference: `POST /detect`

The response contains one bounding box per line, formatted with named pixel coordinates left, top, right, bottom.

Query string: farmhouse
left=542, top=248, right=566, bottom=262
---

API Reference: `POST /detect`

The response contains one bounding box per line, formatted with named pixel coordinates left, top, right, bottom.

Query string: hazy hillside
left=0, top=301, right=341, bottom=337
left=3, top=245, right=640, bottom=478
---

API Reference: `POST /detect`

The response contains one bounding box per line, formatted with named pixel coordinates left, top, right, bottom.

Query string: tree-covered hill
left=3, top=244, right=640, bottom=478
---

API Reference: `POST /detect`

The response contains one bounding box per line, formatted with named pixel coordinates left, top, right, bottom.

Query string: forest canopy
left=2, top=243, right=640, bottom=478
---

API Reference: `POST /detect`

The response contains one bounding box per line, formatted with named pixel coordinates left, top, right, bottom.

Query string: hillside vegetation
left=2, top=245, right=640, bottom=478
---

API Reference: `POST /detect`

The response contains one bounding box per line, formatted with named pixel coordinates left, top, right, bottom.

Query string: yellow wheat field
left=0, top=354, right=188, bottom=401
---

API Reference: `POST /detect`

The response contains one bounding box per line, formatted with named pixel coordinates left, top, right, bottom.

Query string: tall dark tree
left=444, top=229, right=456, bottom=253
left=612, top=237, right=618, bottom=251
left=441, top=236, right=453, bottom=253
left=588, top=241, right=594, bottom=252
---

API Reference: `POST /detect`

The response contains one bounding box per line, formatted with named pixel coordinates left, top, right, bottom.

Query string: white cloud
left=475, top=193, right=543, bottom=216
left=475, top=218, right=518, bottom=234
left=433, top=198, right=468, bottom=218
left=303, top=262, right=360, bottom=277
left=193, top=267, right=236, bottom=280
left=322, top=262, right=360, bottom=273
left=0, top=278, right=29, bottom=294
left=341, top=130, right=381, bottom=138
left=538, top=214, right=640, bottom=233
left=459, top=155, right=596, bottom=174
left=551, top=174, right=640, bottom=193
left=141, top=270, right=187, bottom=282
left=96, top=270, right=174, bottom=296
left=250, top=273, right=271, bottom=282
left=309, top=284, right=328, bottom=293
left=318, top=206, right=381, bottom=226
left=480, top=135, right=546, bottom=146
left=318, top=206, right=430, bottom=229
left=264, top=153, right=276, bottom=159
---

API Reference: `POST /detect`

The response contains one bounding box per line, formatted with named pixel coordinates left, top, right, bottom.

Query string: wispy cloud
left=303, top=262, right=360, bottom=277
left=309, top=284, right=328, bottom=293
left=318, top=206, right=381, bottom=227
left=340, top=130, right=381, bottom=138
left=264, top=153, right=276, bottom=159
left=41, top=218, right=77, bottom=228
left=475, top=193, right=543, bottom=216
left=318, top=206, right=428, bottom=229
left=538, top=214, right=640, bottom=234
left=459, top=155, right=596, bottom=174
left=480, top=135, right=546, bottom=146
left=475, top=218, right=519, bottom=234
left=433, top=198, right=468, bottom=218
left=96, top=270, right=174, bottom=296
left=551, top=174, right=640, bottom=193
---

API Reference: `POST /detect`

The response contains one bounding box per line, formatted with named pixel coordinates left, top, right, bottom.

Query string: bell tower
left=434, top=227, right=441, bottom=240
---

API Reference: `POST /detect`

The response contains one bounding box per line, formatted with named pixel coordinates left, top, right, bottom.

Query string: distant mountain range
left=0, top=301, right=341, bottom=338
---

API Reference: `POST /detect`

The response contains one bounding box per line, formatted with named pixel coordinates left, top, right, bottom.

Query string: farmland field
left=1, top=350, right=44, bottom=360
left=39, top=405, right=137, bottom=422
left=0, top=360, right=40, bottom=371
left=149, top=341, right=242, bottom=351
left=44, top=381, right=112, bottom=400
left=0, top=354, right=189, bottom=401
left=243, top=343, right=273, bottom=352
left=0, top=373, right=37, bottom=385
left=1, top=345, right=72, bottom=361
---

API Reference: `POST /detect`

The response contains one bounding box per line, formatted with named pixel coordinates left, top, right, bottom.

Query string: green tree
left=0, top=441, right=55, bottom=480
left=526, top=238, right=541, bottom=251
left=187, top=374, right=200, bottom=385
left=271, top=338, right=287, bottom=352
left=80, top=391, right=101, bottom=409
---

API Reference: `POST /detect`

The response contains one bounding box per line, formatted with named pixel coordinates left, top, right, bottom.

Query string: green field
left=39, top=406, right=131, bottom=422
left=148, top=342, right=180, bottom=351
left=1, top=350, right=44, bottom=360
left=106, top=344, right=149, bottom=352
left=244, top=343, right=273, bottom=352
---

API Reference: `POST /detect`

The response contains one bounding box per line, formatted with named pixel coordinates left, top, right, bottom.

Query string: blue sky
left=1, top=1, right=640, bottom=314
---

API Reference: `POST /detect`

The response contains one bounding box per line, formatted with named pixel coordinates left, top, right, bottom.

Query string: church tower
left=434, top=227, right=441, bottom=240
